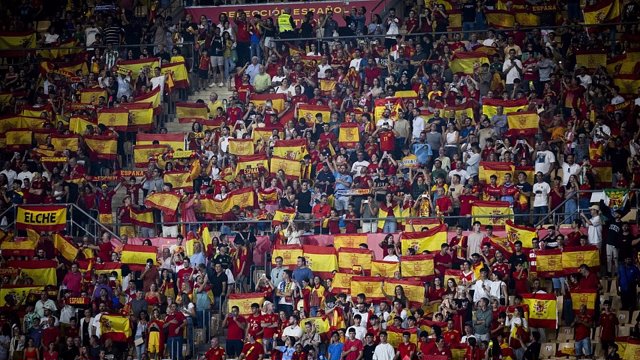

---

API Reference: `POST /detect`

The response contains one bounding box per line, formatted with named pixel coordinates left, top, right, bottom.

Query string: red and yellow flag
left=384, top=279, right=425, bottom=308
left=334, top=234, right=368, bottom=250
left=535, top=249, right=563, bottom=278
left=85, top=135, right=117, bottom=160
left=613, top=74, right=640, bottom=95
left=591, top=161, right=613, bottom=186
left=251, top=125, right=284, bottom=144
left=129, top=207, right=154, bottom=227
left=303, top=245, right=338, bottom=278
left=116, top=58, right=160, bottom=79
left=331, top=272, right=353, bottom=294
left=163, top=171, right=193, bottom=191
left=136, top=133, right=185, bottom=151
left=122, top=103, right=154, bottom=131
left=257, top=188, right=279, bottom=203
left=0, top=31, right=36, bottom=51
left=521, top=293, right=557, bottom=328
left=471, top=200, right=514, bottom=226
left=571, top=291, right=597, bottom=315
left=53, top=233, right=79, bottom=262
left=400, top=224, right=448, bottom=255
left=121, top=244, right=158, bottom=265
left=228, top=139, right=255, bottom=156
left=576, top=51, right=607, bottom=70
left=374, top=98, right=402, bottom=120
left=482, top=98, right=529, bottom=117
left=449, top=51, right=490, bottom=75
left=161, top=62, right=190, bottom=88
left=69, top=116, right=96, bottom=135
left=227, top=293, right=266, bottom=315
left=371, top=260, right=400, bottom=278
left=16, top=205, right=67, bottom=232
left=198, top=188, right=256, bottom=220
left=387, top=326, right=418, bottom=347
left=485, top=10, right=515, bottom=28
left=506, top=111, right=539, bottom=136
left=319, top=79, right=337, bottom=93
left=338, top=248, right=373, bottom=274
left=144, top=191, right=181, bottom=215
left=133, top=144, right=168, bottom=168
left=93, top=262, right=121, bottom=278
left=50, top=134, right=79, bottom=152
left=515, top=11, right=540, bottom=26
left=300, top=317, right=330, bottom=334
left=176, top=102, right=208, bottom=120
left=273, top=139, right=308, bottom=161
left=0, top=285, right=42, bottom=306
left=338, top=123, right=360, bottom=149
left=297, top=104, right=331, bottom=124
left=0, top=238, right=36, bottom=257
left=561, top=245, right=600, bottom=273
left=249, top=93, right=287, bottom=112
left=583, top=0, right=620, bottom=24
left=5, top=129, right=32, bottom=149
left=270, top=156, right=302, bottom=180
left=272, top=244, right=304, bottom=269
left=505, top=220, right=536, bottom=249
left=401, top=254, right=435, bottom=278
left=350, top=276, right=385, bottom=301
left=8, top=260, right=57, bottom=285
left=235, top=154, right=269, bottom=178
left=478, top=162, right=514, bottom=184
left=97, top=108, right=129, bottom=131
left=100, top=315, right=132, bottom=342
left=134, top=87, right=162, bottom=109
left=79, top=87, right=107, bottom=104
left=442, top=102, right=475, bottom=122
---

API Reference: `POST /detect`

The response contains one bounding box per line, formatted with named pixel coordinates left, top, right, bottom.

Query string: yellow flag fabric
left=583, top=0, right=618, bottom=24
left=370, top=260, right=400, bottom=277
left=136, top=133, right=185, bottom=151
left=251, top=126, right=284, bottom=144
left=561, top=246, right=600, bottom=273
left=387, top=327, right=418, bottom=347
left=198, top=188, right=256, bottom=220
left=521, top=293, right=557, bottom=328
left=176, top=102, right=208, bottom=120
left=272, top=139, right=308, bottom=161
left=129, top=207, right=154, bottom=227
left=5, top=130, right=32, bottom=148
left=84, top=135, right=118, bottom=160
left=79, top=88, right=107, bottom=104
left=272, top=245, right=304, bottom=268
left=163, top=171, right=193, bottom=191
left=482, top=98, right=529, bottom=117
left=338, top=123, right=360, bottom=148
left=16, top=205, right=67, bottom=232
left=515, top=12, right=540, bottom=26
left=116, top=58, right=160, bottom=79
left=384, top=279, right=425, bottom=308
left=507, top=111, right=539, bottom=135
left=227, top=293, right=266, bottom=315
left=235, top=154, right=269, bottom=178
left=69, top=116, right=96, bottom=135
left=333, top=234, right=368, bottom=250
left=134, top=87, right=162, bottom=108
left=8, top=260, right=57, bottom=285
left=303, top=245, right=338, bottom=277
left=401, top=254, right=435, bottom=278
left=485, top=10, right=515, bottom=28
left=472, top=200, right=514, bottom=225
left=249, top=93, right=286, bottom=112
left=53, top=234, right=79, bottom=262
left=124, top=104, right=154, bottom=130
left=300, top=317, right=330, bottom=334
left=121, top=245, right=158, bottom=265
left=613, top=74, right=640, bottom=94
left=144, top=192, right=181, bottom=215
left=0, top=238, right=36, bottom=257
left=133, top=144, right=167, bottom=167
left=100, top=315, right=132, bottom=342
left=400, top=224, right=448, bottom=255
left=576, top=51, right=607, bottom=70
left=479, top=162, right=514, bottom=184
left=50, top=134, right=79, bottom=152
left=228, top=139, right=255, bottom=156
left=331, top=272, right=353, bottom=293
left=338, top=248, right=373, bottom=274
left=297, top=104, right=331, bottom=123
left=0, top=286, right=42, bottom=306
left=449, top=52, right=490, bottom=75
left=319, top=79, right=337, bottom=92
left=160, top=62, right=190, bottom=88
left=350, top=276, right=385, bottom=301
left=621, top=338, right=640, bottom=360
left=270, top=156, right=301, bottom=180
left=505, top=221, right=537, bottom=248
left=97, top=109, right=129, bottom=131
left=571, top=291, right=597, bottom=314
left=535, top=249, right=563, bottom=278
left=0, top=32, right=36, bottom=49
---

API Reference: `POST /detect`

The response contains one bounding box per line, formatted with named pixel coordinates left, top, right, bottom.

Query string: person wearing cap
left=581, top=205, right=602, bottom=248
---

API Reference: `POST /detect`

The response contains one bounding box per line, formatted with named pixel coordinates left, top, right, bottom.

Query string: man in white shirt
left=581, top=205, right=602, bottom=247
left=482, top=30, right=497, bottom=47
left=351, top=151, right=370, bottom=175
left=349, top=49, right=364, bottom=72
left=373, top=332, right=395, bottom=360
left=16, top=162, right=33, bottom=186
left=472, top=268, right=492, bottom=302
left=464, top=144, right=482, bottom=178
left=281, top=315, right=303, bottom=340
left=467, top=221, right=484, bottom=257
left=448, top=160, right=469, bottom=185
left=317, top=56, right=332, bottom=79
left=346, top=314, right=367, bottom=340
left=0, top=160, right=17, bottom=187
left=532, top=172, right=551, bottom=224
left=533, top=141, right=556, bottom=180
left=411, top=108, right=425, bottom=141
left=559, top=154, right=581, bottom=186
left=502, top=49, right=522, bottom=95
left=150, top=67, right=165, bottom=95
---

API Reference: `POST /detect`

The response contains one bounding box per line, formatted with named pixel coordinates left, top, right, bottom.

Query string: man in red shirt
left=246, top=303, right=264, bottom=341
left=442, top=319, right=461, bottom=346
left=224, top=305, right=247, bottom=359
left=572, top=304, right=593, bottom=358
left=374, top=124, right=397, bottom=153
left=342, top=328, right=363, bottom=360
left=260, top=302, right=279, bottom=354
left=62, top=263, right=83, bottom=296
left=599, top=300, right=618, bottom=355
left=428, top=336, right=452, bottom=357
left=163, top=303, right=186, bottom=360
left=397, top=332, right=417, bottom=360
left=578, top=264, right=600, bottom=291
left=434, top=243, right=452, bottom=276
left=239, top=334, right=264, bottom=360
left=204, top=337, right=225, bottom=360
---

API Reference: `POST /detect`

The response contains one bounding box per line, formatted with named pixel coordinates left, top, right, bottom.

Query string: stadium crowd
left=2, top=0, right=640, bottom=360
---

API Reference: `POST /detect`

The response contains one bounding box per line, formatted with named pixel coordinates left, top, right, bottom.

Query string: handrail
left=68, top=204, right=121, bottom=241
left=533, top=190, right=577, bottom=227
left=2, top=42, right=195, bottom=53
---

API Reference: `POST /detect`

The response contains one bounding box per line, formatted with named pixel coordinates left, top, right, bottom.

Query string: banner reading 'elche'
left=16, top=205, right=67, bottom=231
left=186, top=0, right=388, bottom=27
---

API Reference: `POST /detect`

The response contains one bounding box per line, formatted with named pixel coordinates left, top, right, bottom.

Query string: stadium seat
left=617, top=310, right=630, bottom=325
left=557, top=327, right=574, bottom=342
left=618, top=325, right=631, bottom=337
left=540, top=343, right=556, bottom=359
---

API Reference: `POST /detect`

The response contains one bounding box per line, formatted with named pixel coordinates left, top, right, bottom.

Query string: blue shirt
left=333, top=171, right=352, bottom=193
left=292, top=267, right=313, bottom=286
left=277, top=346, right=296, bottom=360
left=618, top=264, right=640, bottom=291
left=191, top=251, right=206, bottom=268
left=328, top=342, right=344, bottom=360
left=412, top=142, right=433, bottom=165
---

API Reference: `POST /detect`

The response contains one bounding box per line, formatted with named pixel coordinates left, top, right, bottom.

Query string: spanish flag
left=442, top=102, right=475, bottom=122
left=371, top=260, right=400, bottom=278
left=8, top=260, right=57, bottom=286
left=395, top=90, right=418, bottom=98
left=505, top=221, right=536, bottom=249
left=116, top=58, right=160, bottom=79
left=478, top=162, right=514, bottom=184
left=122, top=103, right=154, bottom=131
left=485, top=10, right=515, bottom=28
left=198, top=188, right=256, bottom=220
left=257, top=188, right=279, bottom=203
left=93, top=262, right=122, bottom=278
left=130, top=207, right=154, bottom=227
left=79, top=87, right=107, bottom=104
left=401, top=254, right=435, bottom=278
left=85, top=135, right=118, bottom=160
left=228, top=139, right=255, bottom=156
left=333, top=234, right=368, bottom=250
left=163, top=170, right=193, bottom=191
left=5, top=129, right=32, bottom=149
left=472, top=200, right=514, bottom=226
left=571, top=291, right=597, bottom=315
left=136, top=133, right=185, bottom=151
left=272, top=244, right=304, bottom=269
left=400, top=224, right=448, bottom=255
left=272, top=139, right=308, bottom=161
left=521, top=293, right=557, bottom=328
left=297, top=104, right=331, bottom=124
left=235, top=154, right=269, bottom=177
left=561, top=245, right=600, bottom=273
left=251, top=125, right=284, bottom=144
left=303, top=245, right=338, bottom=278
left=338, top=248, right=373, bottom=274
left=350, top=276, right=385, bottom=301
left=387, top=326, right=418, bottom=347
left=100, top=315, right=132, bottom=342
left=0, top=285, right=42, bottom=306
left=249, top=93, right=287, bottom=112
left=272, top=208, right=296, bottom=226
left=449, top=51, right=490, bottom=75
left=482, top=98, right=529, bottom=118
left=621, top=338, right=640, bottom=360
left=447, top=9, right=462, bottom=30
left=0, top=92, right=12, bottom=107
left=133, top=144, right=168, bottom=167
left=134, top=87, right=162, bottom=109
left=0, top=31, right=36, bottom=52
left=120, top=244, right=158, bottom=265
left=160, top=61, right=190, bottom=88
left=97, top=108, right=129, bottom=131
left=50, top=134, right=79, bottom=152
left=535, top=249, right=563, bottom=278
left=32, top=129, right=52, bottom=147
left=331, top=272, right=353, bottom=294
left=270, top=156, right=302, bottom=180
left=506, top=111, right=539, bottom=136
left=515, top=11, right=540, bottom=26
left=319, top=79, right=337, bottom=93
left=300, top=317, right=330, bottom=335
left=227, top=293, right=266, bottom=315
left=0, top=238, right=36, bottom=257
left=384, top=278, right=425, bottom=308
left=144, top=191, right=181, bottom=215
left=374, top=97, right=402, bottom=120
left=176, top=102, right=208, bottom=120
left=575, top=50, right=607, bottom=70
left=583, top=0, right=620, bottom=24
left=69, top=116, right=96, bottom=135
left=338, top=123, right=360, bottom=149
left=591, top=161, right=612, bottom=186
left=53, top=233, right=79, bottom=262
left=613, top=74, right=640, bottom=94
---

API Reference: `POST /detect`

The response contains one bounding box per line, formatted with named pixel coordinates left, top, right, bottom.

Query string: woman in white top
left=275, top=78, right=297, bottom=97
left=370, top=77, right=384, bottom=98
left=214, top=185, right=229, bottom=200
left=443, top=122, right=460, bottom=159
left=488, top=271, right=508, bottom=305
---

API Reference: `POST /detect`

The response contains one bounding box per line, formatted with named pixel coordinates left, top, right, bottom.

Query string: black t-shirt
left=509, top=253, right=528, bottom=271
left=209, top=36, right=224, bottom=57
left=209, top=271, right=228, bottom=297
left=296, top=190, right=312, bottom=213
left=235, top=231, right=257, bottom=244
left=363, top=344, right=376, bottom=360
left=212, top=253, right=232, bottom=270
left=462, top=1, right=477, bottom=22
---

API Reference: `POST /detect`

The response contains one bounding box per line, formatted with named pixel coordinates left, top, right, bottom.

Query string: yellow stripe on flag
left=401, top=254, right=435, bottom=278
left=400, top=224, right=448, bottom=255
left=97, top=109, right=129, bottom=131
left=85, top=135, right=117, bottom=159
left=300, top=317, right=330, bottom=334
left=371, top=260, right=399, bottom=277
left=449, top=52, right=490, bottom=75
left=272, top=245, right=303, bottom=269
left=507, top=111, right=539, bottom=135
left=521, top=293, right=557, bottom=328
left=303, top=245, right=338, bottom=276
left=338, top=123, right=360, bottom=148
left=228, top=139, right=255, bottom=156
left=333, top=234, right=368, bottom=250
left=338, top=248, right=373, bottom=273
left=5, top=130, right=32, bottom=147
left=120, top=245, right=158, bottom=265
left=350, top=276, right=385, bottom=301
left=472, top=200, right=514, bottom=225
left=144, top=192, right=181, bottom=215
left=176, top=102, right=208, bottom=120
left=16, top=205, right=67, bottom=232
left=100, top=315, right=132, bottom=342
left=8, top=260, right=57, bottom=285
left=535, top=249, right=563, bottom=277
left=227, top=293, right=265, bottom=315
left=53, top=234, right=79, bottom=262
left=576, top=52, right=607, bottom=70
left=270, top=156, right=302, bottom=180
left=272, top=139, right=308, bottom=161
